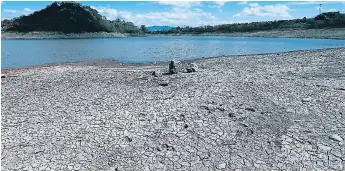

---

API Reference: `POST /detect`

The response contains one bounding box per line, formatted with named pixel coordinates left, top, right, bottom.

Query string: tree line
left=149, top=12, right=345, bottom=34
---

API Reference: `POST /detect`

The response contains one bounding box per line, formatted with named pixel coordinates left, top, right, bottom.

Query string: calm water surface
left=2, top=36, right=345, bottom=69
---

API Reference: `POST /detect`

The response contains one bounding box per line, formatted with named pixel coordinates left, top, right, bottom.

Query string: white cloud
left=91, top=4, right=220, bottom=27
left=91, top=6, right=118, bottom=19
left=3, top=9, right=17, bottom=14
left=91, top=6, right=134, bottom=21
left=208, top=1, right=228, bottom=11
left=326, top=8, right=339, bottom=12
left=233, top=3, right=291, bottom=18
left=194, top=8, right=203, bottom=13
left=157, top=1, right=201, bottom=8
left=287, top=1, right=331, bottom=5
left=24, top=8, right=34, bottom=13
left=118, top=11, right=132, bottom=20
left=3, top=8, right=36, bottom=15
left=237, top=1, right=247, bottom=5
left=214, top=1, right=226, bottom=7
left=134, top=7, right=217, bottom=26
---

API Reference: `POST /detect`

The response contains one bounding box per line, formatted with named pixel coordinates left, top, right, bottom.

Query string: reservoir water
left=2, top=36, right=345, bottom=69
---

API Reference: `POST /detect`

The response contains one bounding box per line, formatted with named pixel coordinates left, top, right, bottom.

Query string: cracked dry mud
left=1, top=48, right=345, bottom=171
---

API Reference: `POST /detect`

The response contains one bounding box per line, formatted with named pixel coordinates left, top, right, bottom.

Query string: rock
left=245, top=107, right=255, bottom=112
left=1, top=75, right=5, bottom=78
left=318, top=145, right=332, bottom=151
left=125, top=136, right=132, bottom=142
left=329, top=134, right=343, bottom=142
left=159, top=82, right=169, bottom=86
left=186, top=63, right=198, bottom=73
left=302, top=97, right=312, bottom=103
left=186, top=68, right=195, bottom=73
left=74, top=164, right=81, bottom=170
left=218, top=163, right=226, bottom=169
left=151, top=70, right=162, bottom=77
left=67, top=165, right=74, bottom=170
left=169, top=60, right=178, bottom=74
left=228, top=113, right=235, bottom=117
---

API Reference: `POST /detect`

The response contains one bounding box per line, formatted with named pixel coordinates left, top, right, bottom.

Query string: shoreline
left=152, top=28, right=345, bottom=40
left=2, top=47, right=344, bottom=170
left=2, top=47, right=344, bottom=75
left=2, top=28, right=345, bottom=40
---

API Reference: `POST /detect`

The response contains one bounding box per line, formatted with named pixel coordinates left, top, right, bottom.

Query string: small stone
left=152, top=70, right=162, bottom=77
left=108, top=167, right=118, bottom=171
left=159, top=82, right=169, bottom=86
left=186, top=68, right=196, bottom=73
left=67, top=165, right=74, bottom=170
left=125, top=136, right=132, bottom=142
left=152, top=71, right=157, bottom=76
left=218, top=163, right=226, bottom=169
left=38, top=166, right=47, bottom=171
left=329, top=134, right=343, bottom=142
left=318, top=145, right=332, bottom=151
left=184, top=124, right=188, bottom=129
left=286, top=108, right=295, bottom=113
left=302, top=97, right=312, bottom=103
left=245, top=107, right=255, bottom=112
left=228, top=113, right=235, bottom=117
left=74, top=164, right=81, bottom=170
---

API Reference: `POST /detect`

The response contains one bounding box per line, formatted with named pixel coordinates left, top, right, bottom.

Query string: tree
left=140, top=25, right=148, bottom=33
left=2, top=1, right=141, bottom=33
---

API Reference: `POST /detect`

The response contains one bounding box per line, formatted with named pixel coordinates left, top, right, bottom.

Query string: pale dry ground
left=1, top=48, right=345, bottom=171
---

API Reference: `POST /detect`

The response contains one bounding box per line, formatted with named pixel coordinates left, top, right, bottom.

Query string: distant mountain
left=1, top=1, right=141, bottom=33
left=147, top=26, right=175, bottom=31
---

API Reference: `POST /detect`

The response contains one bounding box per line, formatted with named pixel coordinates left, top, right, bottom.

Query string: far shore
left=2, top=28, right=345, bottom=40
left=1, top=31, right=128, bottom=39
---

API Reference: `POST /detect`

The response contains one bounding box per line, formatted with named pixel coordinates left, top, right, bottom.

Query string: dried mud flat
left=1, top=48, right=345, bottom=171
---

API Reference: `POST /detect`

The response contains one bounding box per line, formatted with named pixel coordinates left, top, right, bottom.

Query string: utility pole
left=319, top=4, right=322, bottom=14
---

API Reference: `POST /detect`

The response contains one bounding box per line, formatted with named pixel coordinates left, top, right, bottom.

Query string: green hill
left=1, top=1, right=143, bottom=33
left=151, top=12, right=345, bottom=34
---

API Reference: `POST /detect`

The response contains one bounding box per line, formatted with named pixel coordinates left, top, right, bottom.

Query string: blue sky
left=1, top=1, right=345, bottom=27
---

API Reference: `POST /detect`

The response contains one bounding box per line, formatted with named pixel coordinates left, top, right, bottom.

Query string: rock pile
left=168, top=60, right=178, bottom=74
left=186, top=63, right=198, bottom=73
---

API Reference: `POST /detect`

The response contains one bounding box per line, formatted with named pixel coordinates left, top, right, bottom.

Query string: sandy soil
left=1, top=48, right=345, bottom=170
